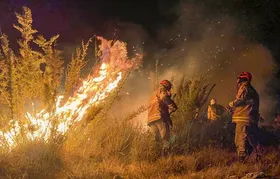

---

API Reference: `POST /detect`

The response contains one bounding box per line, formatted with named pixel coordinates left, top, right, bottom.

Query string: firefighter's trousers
left=234, top=122, right=259, bottom=157
left=149, top=119, right=171, bottom=156
left=149, top=119, right=170, bottom=142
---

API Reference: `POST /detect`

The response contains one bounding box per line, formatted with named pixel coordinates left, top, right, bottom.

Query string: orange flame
left=0, top=37, right=142, bottom=150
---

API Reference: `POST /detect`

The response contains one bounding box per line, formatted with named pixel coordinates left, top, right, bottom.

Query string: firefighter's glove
left=225, top=105, right=233, bottom=114
left=246, top=100, right=254, bottom=105
left=228, top=101, right=234, bottom=108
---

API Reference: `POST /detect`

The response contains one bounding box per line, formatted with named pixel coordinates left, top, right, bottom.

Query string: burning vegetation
left=0, top=7, right=142, bottom=150
left=0, top=6, right=279, bottom=179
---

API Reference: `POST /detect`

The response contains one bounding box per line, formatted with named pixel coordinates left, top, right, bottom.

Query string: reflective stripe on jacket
left=208, top=104, right=224, bottom=120
left=147, top=84, right=178, bottom=125
left=230, top=82, right=259, bottom=123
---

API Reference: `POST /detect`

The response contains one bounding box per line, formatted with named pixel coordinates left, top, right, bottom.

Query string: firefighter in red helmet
left=226, top=72, right=261, bottom=162
left=147, top=80, right=178, bottom=155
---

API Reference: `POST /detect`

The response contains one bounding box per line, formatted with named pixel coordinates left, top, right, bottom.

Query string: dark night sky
left=1, top=0, right=280, bottom=62
left=2, top=0, right=180, bottom=42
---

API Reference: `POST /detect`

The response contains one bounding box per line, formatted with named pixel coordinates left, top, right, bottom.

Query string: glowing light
left=0, top=62, right=123, bottom=149
left=0, top=37, right=142, bottom=150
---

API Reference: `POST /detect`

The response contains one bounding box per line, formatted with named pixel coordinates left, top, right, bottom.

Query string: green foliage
left=65, top=39, right=91, bottom=96
left=0, top=6, right=66, bottom=118
left=34, top=35, right=64, bottom=110
left=0, top=33, right=19, bottom=119
left=173, top=75, right=210, bottom=120
left=0, top=34, right=11, bottom=106
left=13, top=7, right=44, bottom=103
left=170, top=75, right=212, bottom=152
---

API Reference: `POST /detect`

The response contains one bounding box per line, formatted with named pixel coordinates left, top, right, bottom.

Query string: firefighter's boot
left=238, top=151, right=247, bottom=163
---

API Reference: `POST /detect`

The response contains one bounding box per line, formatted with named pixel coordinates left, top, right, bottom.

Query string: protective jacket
left=229, top=81, right=259, bottom=124
left=147, top=84, right=178, bottom=125
left=207, top=104, right=224, bottom=121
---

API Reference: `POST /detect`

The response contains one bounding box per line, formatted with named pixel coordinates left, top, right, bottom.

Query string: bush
left=167, top=75, right=234, bottom=153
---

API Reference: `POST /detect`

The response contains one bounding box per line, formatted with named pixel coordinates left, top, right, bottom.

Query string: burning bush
left=0, top=6, right=143, bottom=178
left=0, top=6, right=142, bottom=151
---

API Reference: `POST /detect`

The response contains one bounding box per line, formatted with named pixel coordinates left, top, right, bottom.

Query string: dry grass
left=1, top=109, right=280, bottom=179
left=0, top=6, right=280, bottom=179
left=56, top=147, right=280, bottom=179
left=0, top=141, right=62, bottom=179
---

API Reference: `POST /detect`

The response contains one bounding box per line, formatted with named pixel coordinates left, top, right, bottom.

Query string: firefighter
left=147, top=80, right=178, bottom=154
left=207, top=98, right=224, bottom=121
left=226, top=72, right=261, bottom=162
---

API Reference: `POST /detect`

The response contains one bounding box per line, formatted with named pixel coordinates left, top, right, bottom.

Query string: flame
left=0, top=37, right=142, bottom=150
left=0, top=62, right=123, bottom=149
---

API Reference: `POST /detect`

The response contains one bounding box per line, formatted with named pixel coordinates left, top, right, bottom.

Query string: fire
left=0, top=37, right=142, bottom=150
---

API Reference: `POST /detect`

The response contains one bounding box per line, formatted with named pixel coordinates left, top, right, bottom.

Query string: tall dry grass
left=0, top=141, right=62, bottom=179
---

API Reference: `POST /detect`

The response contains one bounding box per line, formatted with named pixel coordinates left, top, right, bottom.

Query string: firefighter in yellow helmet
left=226, top=72, right=261, bottom=162
left=147, top=80, right=178, bottom=153
left=207, top=98, right=224, bottom=121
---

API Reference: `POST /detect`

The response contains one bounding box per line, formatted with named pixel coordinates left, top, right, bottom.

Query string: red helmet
left=160, top=80, right=172, bottom=90
left=237, top=72, right=252, bottom=82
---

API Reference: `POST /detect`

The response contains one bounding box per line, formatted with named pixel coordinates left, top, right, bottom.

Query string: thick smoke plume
left=111, top=2, right=276, bottom=124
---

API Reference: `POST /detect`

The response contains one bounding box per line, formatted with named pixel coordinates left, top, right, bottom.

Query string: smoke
left=110, top=1, right=276, bottom=123
left=6, top=1, right=273, bottom=122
